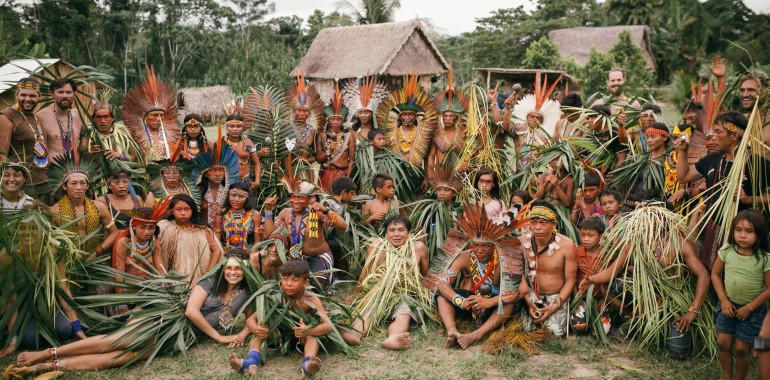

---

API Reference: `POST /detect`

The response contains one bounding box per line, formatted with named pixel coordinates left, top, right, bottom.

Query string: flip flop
left=4, top=365, right=26, bottom=380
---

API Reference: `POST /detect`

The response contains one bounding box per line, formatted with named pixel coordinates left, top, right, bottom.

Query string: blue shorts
left=716, top=302, right=768, bottom=343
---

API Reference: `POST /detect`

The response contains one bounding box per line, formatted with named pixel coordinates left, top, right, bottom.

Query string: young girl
left=474, top=167, right=505, bottom=224
left=221, top=182, right=262, bottom=249
left=712, top=209, right=770, bottom=380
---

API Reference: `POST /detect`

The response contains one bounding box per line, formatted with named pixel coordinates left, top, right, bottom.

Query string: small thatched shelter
left=292, top=19, right=448, bottom=100
left=176, top=85, right=234, bottom=123
left=548, top=25, right=656, bottom=69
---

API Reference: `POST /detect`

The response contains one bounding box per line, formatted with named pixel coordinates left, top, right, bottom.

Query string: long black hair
left=166, top=194, right=205, bottom=226
left=222, top=182, right=253, bottom=213
left=728, top=209, right=770, bottom=261
left=475, top=167, right=501, bottom=200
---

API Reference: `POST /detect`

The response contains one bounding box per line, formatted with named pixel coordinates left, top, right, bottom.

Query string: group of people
left=1, top=56, right=770, bottom=379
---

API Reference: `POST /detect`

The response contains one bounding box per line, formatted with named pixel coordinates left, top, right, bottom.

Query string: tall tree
left=336, top=0, right=400, bottom=24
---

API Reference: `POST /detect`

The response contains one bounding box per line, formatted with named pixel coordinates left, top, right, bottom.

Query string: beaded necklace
left=223, top=209, right=252, bottom=249
left=397, top=126, right=416, bottom=153
left=523, top=233, right=559, bottom=299
left=14, top=104, right=48, bottom=168
left=54, top=108, right=74, bottom=154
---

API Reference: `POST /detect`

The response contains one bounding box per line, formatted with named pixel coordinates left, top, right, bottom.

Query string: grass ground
left=0, top=282, right=758, bottom=380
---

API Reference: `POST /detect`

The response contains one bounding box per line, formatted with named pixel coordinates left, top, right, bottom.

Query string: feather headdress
left=284, top=71, right=325, bottom=131
left=376, top=70, right=438, bottom=166
left=190, top=124, right=240, bottom=187
left=342, top=74, right=389, bottom=118
left=426, top=165, right=462, bottom=193
left=122, top=66, right=180, bottom=161
left=453, top=202, right=525, bottom=244
left=435, top=63, right=469, bottom=116
left=48, top=152, right=103, bottom=198
left=512, top=71, right=563, bottom=136
left=323, top=81, right=349, bottom=119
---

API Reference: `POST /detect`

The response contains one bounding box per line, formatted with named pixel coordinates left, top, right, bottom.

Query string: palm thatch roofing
left=548, top=25, right=656, bottom=69
left=176, top=85, right=233, bottom=120
left=292, top=19, right=448, bottom=79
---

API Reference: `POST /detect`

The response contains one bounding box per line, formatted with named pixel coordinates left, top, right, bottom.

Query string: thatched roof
left=176, top=85, right=233, bottom=120
left=292, top=19, right=448, bottom=79
left=548, top=25, right=656, bottom=69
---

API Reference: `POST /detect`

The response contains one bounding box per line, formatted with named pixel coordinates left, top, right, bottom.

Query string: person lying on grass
left=230, top=259, right=332, bottom=378
left=8, top=249, right=252, bottom=377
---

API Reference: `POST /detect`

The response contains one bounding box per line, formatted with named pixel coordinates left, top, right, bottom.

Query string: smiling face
left=94, top=108, right=114, bottom=133
left=358, top=109, right=372, bottom=124
left=385, top=221, right=410, bottom=248
left=289, top=194, right=310, bottom=213
left=740, top=78, right=759, bottom=109
left=53, top=83, right=74, bottom=110
left=16, top=88, right=40, bottom=113
left=224, top=263, right=245, bottom=286
left=2, top=167, right=26, bottom=193
left=228, top=188, right=249, bottom=210
left=63, top=175, right=88, bottom=201
left=682, top=111, right=701, bottom=129
left=640, top=112, right=655, bottom=129
left=607, top=70, right=625, bottom=94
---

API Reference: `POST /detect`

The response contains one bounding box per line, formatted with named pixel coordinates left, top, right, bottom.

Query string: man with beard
left=81, top=101, right=140, bottom=162
left=0, top=78, right=51, bottom=199
left=37, top=78, right=83, bottom=158
left=592, top=68, right=641, bottom=127
left=736, top=70, right=770, bottom=144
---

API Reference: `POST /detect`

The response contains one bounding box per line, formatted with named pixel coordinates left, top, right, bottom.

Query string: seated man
left=519, top=201, right=578, bottom=338
left=341, top=215, right=430, bottom=350
left=435, top=203, right=524, bottom=349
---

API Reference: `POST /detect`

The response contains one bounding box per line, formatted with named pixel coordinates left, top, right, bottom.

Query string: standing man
left=317, top=85, right=355, bottom=190
left=82, top=101, right=140, bottom=163
left=0, top=78, right=51, bottom=200
left=37, top=78, right=83, bottom=158
left=592, top=68, right=642, bottom=128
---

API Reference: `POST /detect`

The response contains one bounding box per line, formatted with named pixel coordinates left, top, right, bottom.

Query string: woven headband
left=645, top=128, right=669, bottom=137
left=529, top=206, right=557, bottom=222
left=18, top=82, right=40, bottom=91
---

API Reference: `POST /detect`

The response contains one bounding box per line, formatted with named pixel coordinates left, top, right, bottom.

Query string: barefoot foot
left=445, top=331, right=459, bottom=348
left=302, top=356, right=322, bottom=378
left=340, top=330, right=362, bottom=346
left=457, top=332, right=480, bottom=350
left=381, top=332, right=412, bottom=350
left=17, top=349, right=50, bottom=367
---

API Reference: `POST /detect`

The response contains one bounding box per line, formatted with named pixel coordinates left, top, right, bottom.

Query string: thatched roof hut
left=292, top=19, right=448, bottom=100
left=548, top=25, right=656, bottom=69
left=176, top=85, right=233, bottom=122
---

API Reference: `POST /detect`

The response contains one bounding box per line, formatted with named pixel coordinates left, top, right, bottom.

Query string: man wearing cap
left=0, top=77, right=52, bottom=199
left=264, top=179, right=348, bottom=289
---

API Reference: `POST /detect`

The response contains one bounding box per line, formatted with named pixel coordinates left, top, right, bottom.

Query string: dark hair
left=108, top=167, right=131, bottom=180
left=598, top=188, right=622, bottom=203
left=728, top=209, right=770, bottom=257
left=475, top=167, right=501, bottom=200
left=281, top=259, right=310, bottom=278
left=226, top=113, right=244, bottom=122
left=511, top=189, right=532, bottom=205
left=223, top=182, right=253, bottom=212
left=561, top=92, right=583, bottom=108
left=646, top=122, right=671, bottom=142
left=383, top=215, right=411, bottom=232
left=714, top=111, right=748, bottom=133
left=372, top=173, right=394, bottom=191
left=184, top=113, right=203, bottom=125
left=166, top=194, right=204, bottom=226
left=213, top=248, right=250, bottom=296
left=49, top=77, right=78, bottom=93
left=367, top=128, right=385, bottom=141
left=641, top=103, right=662, bottom=115
left=331, top=176, right=357, bottom=195
left=579, top=217, right=606, bottom=235
left=590, top=104, right=611, bottom=118
left=584, top=172, right=602, bottom=189
left=680, top=100, right=703, bottom=115
left=607, top=68, right=626, bottom=80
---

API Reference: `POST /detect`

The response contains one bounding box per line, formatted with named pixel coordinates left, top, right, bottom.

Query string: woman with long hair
left=221, top=182, right=262, bottom=249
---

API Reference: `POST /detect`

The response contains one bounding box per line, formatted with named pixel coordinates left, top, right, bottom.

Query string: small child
left=323, top=176, right=357, bottom=212
left=713, top=209, right=770, bottom=380
left=363, top=173, right=405, bottom=227
left=571, top=217, right=610, bottom=334
left=597, top=189, right=622, bottom=231
left=231, top=260, right=332, bottom=378
left=570, top=172, right=604, bottom=225
left=323, top=176, right=358, bottom=272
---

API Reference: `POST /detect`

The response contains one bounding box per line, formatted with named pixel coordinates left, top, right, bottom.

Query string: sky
left=271, top=0, right=770, bottom=36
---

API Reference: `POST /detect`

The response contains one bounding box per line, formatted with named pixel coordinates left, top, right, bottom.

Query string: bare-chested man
left=519, top=201, right=577, bottom=337
left=37, top=78, right=83, bottom=158
left=264, top=181, right=347, bottom=288
left=317, top=99, right=355, bottom=190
